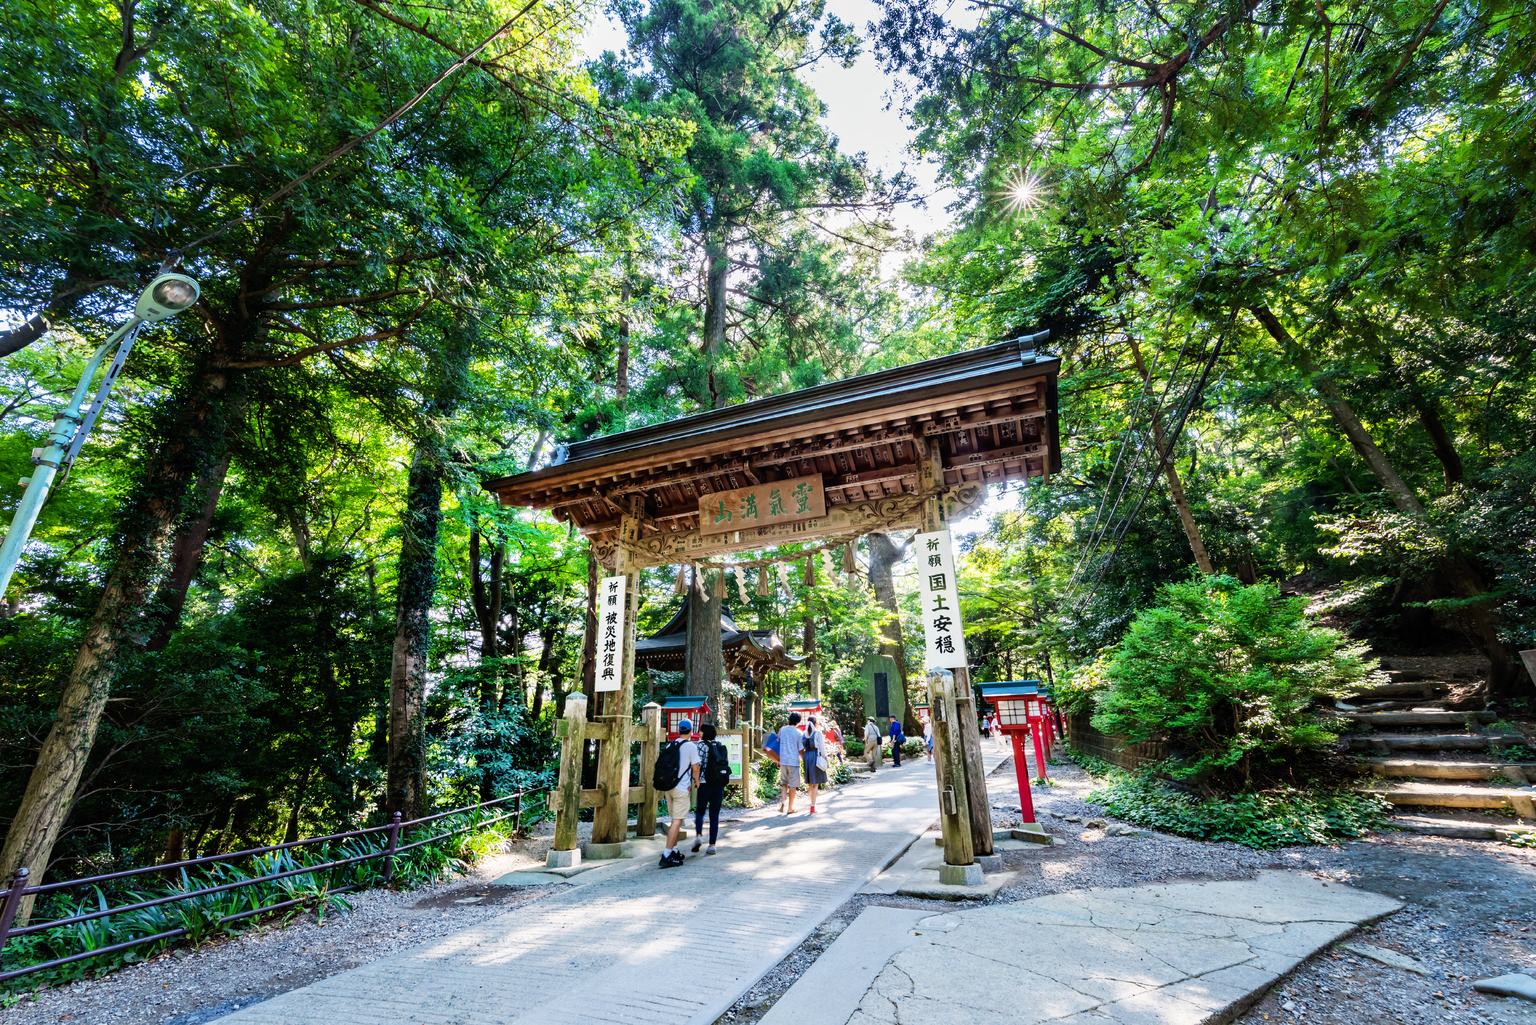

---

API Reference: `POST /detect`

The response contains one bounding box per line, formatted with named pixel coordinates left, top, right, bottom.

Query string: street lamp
left=0, top=273, right=200, bottom=599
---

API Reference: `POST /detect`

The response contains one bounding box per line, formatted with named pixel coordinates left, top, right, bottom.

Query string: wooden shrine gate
left=484, top=333, right=1061, bottom=871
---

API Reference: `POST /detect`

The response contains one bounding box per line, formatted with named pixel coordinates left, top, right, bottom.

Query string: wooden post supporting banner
left=548, top=695, right=587, bottom=867
left=927, top=668, right=978, bottom=884
left=637, top=702, right=662, bottom=837
left=591, top=501, right=641, bottom=856
left=916, top=435, right=993, bottom=858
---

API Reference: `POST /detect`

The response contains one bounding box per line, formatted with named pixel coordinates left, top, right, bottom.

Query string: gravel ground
left=0, top=807, right=770, bottom=1025
left=8, top=761, right=1530, bottom=1025
left=714, top=756, right=1536, bottom=1024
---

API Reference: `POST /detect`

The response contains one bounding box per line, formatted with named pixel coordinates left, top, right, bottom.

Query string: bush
left=1092, top=575, right=1382, bottom=785
left=901, top=739, right=924, bottom=757
left=1086, top=770, right=1390, bottom=848
left=753, top=760, right=780, bottom=802
left=843, top=740, right=864, bottom=757
left=831, top=760, right=853, bottom=786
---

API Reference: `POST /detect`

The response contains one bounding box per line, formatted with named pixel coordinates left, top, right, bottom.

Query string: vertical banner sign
left=914, top=529, right=969, bottom=670
left=596, top=575, right=627, bottom=692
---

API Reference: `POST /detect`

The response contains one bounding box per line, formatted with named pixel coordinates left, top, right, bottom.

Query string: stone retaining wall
left=1066, top=713, right=1168, bottom=771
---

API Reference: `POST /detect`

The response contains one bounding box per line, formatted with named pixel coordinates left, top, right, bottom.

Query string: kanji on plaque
left=913, top=529, right=968, bottom=669
left=595, top=575, right=627, bottom=692
left=697, top=473, right=826, bottom=536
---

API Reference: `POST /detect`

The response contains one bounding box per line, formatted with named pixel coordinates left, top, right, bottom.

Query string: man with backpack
left=655, top=719, right=702, bottom=868
left=691, top=724, right=731, bottom=855
left=889, top=715, right=906, bottom=767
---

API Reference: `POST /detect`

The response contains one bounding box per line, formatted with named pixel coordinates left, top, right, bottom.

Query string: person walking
left=691, top=724, right=730, bottom=855
left=923, top=717, right=934, bottom=762
left=888, top=715, right=905, bottom=767
left=802, top=715, right=828, bottom=814
left=777, top=712, right=806, bottom=813
left=657, top=719, right=702, bottom=868
left=863, top=717, right=882, bottom=772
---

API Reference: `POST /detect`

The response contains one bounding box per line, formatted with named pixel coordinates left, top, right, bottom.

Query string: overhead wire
left=1069, top=309, right=1238, bottom=612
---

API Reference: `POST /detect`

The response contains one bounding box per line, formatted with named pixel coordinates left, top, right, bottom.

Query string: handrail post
left=0, top=868, right=28, bottom=963
left=382, top=812, right=402, bottom=885
left=512, top=792, right=524, bottom=837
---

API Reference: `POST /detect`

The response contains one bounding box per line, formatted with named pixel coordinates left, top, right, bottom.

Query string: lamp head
left=136, top=274, right=200, bottom=322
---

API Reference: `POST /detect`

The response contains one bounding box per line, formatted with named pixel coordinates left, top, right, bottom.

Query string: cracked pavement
left=842, top=871, right=1400, bottom=1025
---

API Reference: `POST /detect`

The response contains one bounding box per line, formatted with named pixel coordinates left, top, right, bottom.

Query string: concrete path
left=787, top=871, right=1399, bottom=1025
left=223, top=751, right=1004, bottom=1025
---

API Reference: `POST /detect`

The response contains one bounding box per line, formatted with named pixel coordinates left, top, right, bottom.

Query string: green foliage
left=0, top=800, right=540, bottom=993
left=1060, top=745, right=1113, bottom=779
left=830, top=759, right=853, bottom=786
left=1092, top=576, right=1379, bottom=783
left=843, top=740, right=865, bottom=757
left=1087, top=772, right=1391, bottom=849
left=753, top=760, right=779, bottom=802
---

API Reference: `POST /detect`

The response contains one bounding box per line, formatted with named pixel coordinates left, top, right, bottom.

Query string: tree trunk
left=1382, top=353, right=1464, bottom=488
left=579, top=554, right=597, bottom=717
left=866, top=532, right=920, bottom=736
left=802, top=616, right=820, bottom=700
left=1250, top=306, right=1522, bottom=696
left=146, top=451, right=233, bottom=652
left=468, top=526, right=505, bottom=709
left=386, top=441, right=444, bottom=821
left=686, top=573, right=723, bottom=722
left=703, top=241, right=729, bottom=409
left=1126, top=337, right=1214, bottom=574
left=617, top=278, right=631, bottom=402
left=0, top=344, right=248, bottom=921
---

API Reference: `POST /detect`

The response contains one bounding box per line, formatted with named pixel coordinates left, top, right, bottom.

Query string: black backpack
left=703, top=740, right=732, bottom=787
left=653, top=740, right=685, bottom=791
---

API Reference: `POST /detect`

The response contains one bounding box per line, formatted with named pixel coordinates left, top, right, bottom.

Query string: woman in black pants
left=691, top=724, right=727, bottom=855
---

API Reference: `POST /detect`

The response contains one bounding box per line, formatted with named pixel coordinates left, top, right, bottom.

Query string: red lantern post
left=978, top=682, right=1042, bottom=824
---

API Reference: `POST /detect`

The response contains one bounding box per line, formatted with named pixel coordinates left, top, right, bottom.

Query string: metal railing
left=0, top=789, right=548, bottom=984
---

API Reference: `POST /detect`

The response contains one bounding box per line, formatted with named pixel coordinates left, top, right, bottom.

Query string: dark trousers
left=891, top=738, right=902, bottom=766
left=694, top=784, right=725, bottom=845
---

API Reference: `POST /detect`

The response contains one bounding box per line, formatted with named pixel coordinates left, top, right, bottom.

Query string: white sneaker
left=706, top=845, right=717, bottom=855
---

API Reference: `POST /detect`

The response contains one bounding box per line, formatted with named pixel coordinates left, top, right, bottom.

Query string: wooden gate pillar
left=636, top=702, right=662, bottom=837
left=547, top=695, right=587, bottom=867
left=927, top=668, right=978, bottom=884
left=590, top=502, right=641, bottom=855
left=917, top=436, right=994, bottom=858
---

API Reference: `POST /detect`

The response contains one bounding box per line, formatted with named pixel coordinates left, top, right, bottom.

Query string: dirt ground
left=5, top=763, right=1532, bottom=1025
left=715, top=758, right=1536, bottom=1025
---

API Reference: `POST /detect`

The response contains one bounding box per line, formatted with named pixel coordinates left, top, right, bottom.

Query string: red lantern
left=979, top=682, right=1050, bottom=825
left=659, top=696, right=711, bottom=740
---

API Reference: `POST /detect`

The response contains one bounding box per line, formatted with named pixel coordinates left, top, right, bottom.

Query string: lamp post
left=0, top=274, right=200, bottom=599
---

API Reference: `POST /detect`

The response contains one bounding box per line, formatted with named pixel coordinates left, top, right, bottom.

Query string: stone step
left=1348, top=681, right=1441, bottom=699
left=1389, top=815, right=1536, bottom=841
left=1374, top=782, right=1536, bottom=815
left=1385, top=669, right=1425, bottom=683
left=1356, top=758, right=1534, bottom=781
left=1340, top=711, right=1496, bottom=727
left=1346, top=733, right=1493, bottom=751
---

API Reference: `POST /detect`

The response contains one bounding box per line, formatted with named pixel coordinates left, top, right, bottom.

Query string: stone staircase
left=1335, top=667, right=1536, bottom=841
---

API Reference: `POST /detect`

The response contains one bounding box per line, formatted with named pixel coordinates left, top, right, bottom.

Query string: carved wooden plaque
left=696, top=473, right=826, bottom=537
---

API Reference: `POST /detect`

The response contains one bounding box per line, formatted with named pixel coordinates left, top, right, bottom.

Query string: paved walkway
left=764, top=873, right=1401, bottom=1025
left=226, top=752, right=1003, bottom=1025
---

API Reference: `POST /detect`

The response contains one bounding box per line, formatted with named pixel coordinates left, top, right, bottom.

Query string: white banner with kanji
left=595, top=575, right=627, bottom=692
left=914, top=529, right=968, bottom=669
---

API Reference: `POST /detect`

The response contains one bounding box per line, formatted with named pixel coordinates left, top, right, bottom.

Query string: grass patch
left=1083, top=771, right=1390, bottom=849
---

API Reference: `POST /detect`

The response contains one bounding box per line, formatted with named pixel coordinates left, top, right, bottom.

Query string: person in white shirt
left=777, top=713, right=806, bottom=813
left=660, top=719, right=702, bottom=867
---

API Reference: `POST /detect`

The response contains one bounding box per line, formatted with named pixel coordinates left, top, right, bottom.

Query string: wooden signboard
left=697, top=473, right=826, bottom=537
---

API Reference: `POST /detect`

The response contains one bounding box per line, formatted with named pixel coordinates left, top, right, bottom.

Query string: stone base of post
left=585, top=842, right=627, bottom=860
left=545, top=848, right=580, bottom=869
left=939, top=862, right=983, bottom=886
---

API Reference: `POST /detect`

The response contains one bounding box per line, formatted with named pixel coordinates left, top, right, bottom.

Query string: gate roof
left=484, top=336, right=1060, bottom=566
